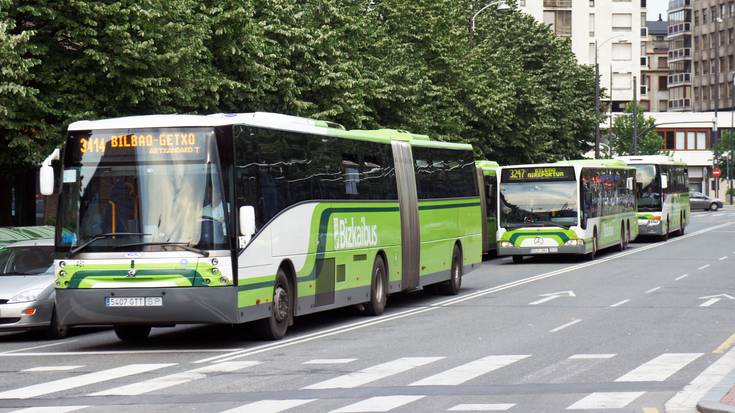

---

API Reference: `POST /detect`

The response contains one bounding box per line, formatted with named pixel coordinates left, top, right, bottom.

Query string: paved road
left=1, top=211, right=735, bottom=413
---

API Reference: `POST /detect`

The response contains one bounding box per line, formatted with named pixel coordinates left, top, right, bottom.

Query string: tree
left=714, top=130, right=735, bottom=179
left=611, top=102, right=664, bottom=156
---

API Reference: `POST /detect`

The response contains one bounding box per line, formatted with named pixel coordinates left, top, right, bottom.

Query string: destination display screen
left=501, top=166, right=575, bottom=182
left=66, top=128, right=213, bottom=164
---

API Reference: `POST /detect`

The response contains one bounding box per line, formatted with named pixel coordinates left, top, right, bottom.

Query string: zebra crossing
left=0, top=351, right=708, bottom=412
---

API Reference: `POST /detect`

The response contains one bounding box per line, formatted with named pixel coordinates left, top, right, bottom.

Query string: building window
left=544, top=10, right=572, bottom=37
left=612, top=43, right=632, bottom=60
left=590, top=0, right=595, bottom=6
left=694, top=10, right=700, bottom=25
left=659, top=76, right=668, bottom=90
left=589, top=43, right=596, bottom=64
left=703, top=8, right=708, bottom=24
left=721, top=31, right=726, bottom=46
left=659, top=100, right=668, bottom=112
left=694, top=61, right=700, bottom=75
left=520, top=0, right=526, bottom=5
left=729, top=29, right=734, bottom=44
left=658, top=56, right=668, bottom=69
left=589, top=13, right=595, bottom=37
left=612, top=73, right=632, bottom=90
left=676, top=132, right=686, bottom=150
left=703, top=60, right=709, bottom=74
left=612, top=13, right=632, bottom=32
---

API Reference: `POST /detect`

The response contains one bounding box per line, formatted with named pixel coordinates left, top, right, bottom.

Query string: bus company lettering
left=527, top=168, right=565, bottom=179
left=333, top=217, right=378, bottom=249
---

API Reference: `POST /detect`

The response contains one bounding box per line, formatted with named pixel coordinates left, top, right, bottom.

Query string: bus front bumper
left=498, top=244, right=586, bottom=256
left=56, top=287, right=239, bottom=326
left=638, top=220, right=665, bottom=235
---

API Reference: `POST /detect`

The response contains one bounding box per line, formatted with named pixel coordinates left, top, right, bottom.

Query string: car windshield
left=499, top=181, right=578, bottom=228
left=0, top=246, right=54, bottom=276
left=635, top=164, right=662, bottom=211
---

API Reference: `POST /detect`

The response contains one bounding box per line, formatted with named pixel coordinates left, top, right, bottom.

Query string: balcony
left=668, top=98, right=691, bottom=110
left=668, top=72, right=692, bottom=86
left=668, top=47, right=692, bottom=62
left=668, top=0, right=691, bottom=11
left=667, top=22, right=691, bottom=38
left=543, top=0, right=571, bottom=7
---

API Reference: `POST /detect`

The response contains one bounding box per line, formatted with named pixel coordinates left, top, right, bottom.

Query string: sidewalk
left=698, top=370, right=735, bottom=413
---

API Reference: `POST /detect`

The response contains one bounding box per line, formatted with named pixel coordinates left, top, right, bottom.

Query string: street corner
left=698, top=370, right=735, bottom=413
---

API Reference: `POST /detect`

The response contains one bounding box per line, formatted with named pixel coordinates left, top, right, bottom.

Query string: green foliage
left=0, top=0, right=600, bottom=170
left=611, top=102, right=664, bottom=156
left=714, top=130, right=735, bottom=179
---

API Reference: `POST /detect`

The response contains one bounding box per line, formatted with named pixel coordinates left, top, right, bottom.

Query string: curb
left=698, top=369, right=735, bottom=413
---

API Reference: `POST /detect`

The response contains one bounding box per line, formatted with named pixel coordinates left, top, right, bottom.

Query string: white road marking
left=9, top=407, right=88, bottom=413
left=568, top=354, right=616, bottom=359
left=615, top=353, right=702, bottom=382
left=698, top=264, right=711, bottom=270
left=720, top=256, right=728, bottom=260
left=0, top=349, right=240, bottom=358
left=448, top=404, right=515, bottom=411
left=666, top=342, right=735, bottom=412
left=699, top=294, right=735, bottom=307
left=90, top=361, right=258, bottom=396
left=303, top=357, right=442, bottom=389
left=549, top=319, right=582, bottom=333
left=567, top=392, right=645, bottom=409
left=196, top=222, right=735, bottom=365
left=675, top=274, right=689, bottom=281
left=0, top=363, right=174, bottom=399
left=409, top=355, right=530, bottom=386
left=0, top=341, right=77, bottom=354
left=303, top=359, right=356, bottom=365
left=22, top=365, right=84, bottom=372
left=528, top=290, right=575, bottom=306
left=331, top=395, right=425, bottom=412
left=221, top=399, right=316, bottom=413
left=645, top=286, right=661, bottom=294
left=610, top=299, right=630, bottom=307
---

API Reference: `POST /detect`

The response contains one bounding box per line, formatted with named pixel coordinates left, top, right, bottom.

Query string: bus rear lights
left=564, top=239, right=584, bottom=246
left=499, top=241, right=513, bottom=248
left=22, top=308, right=37, bottom=316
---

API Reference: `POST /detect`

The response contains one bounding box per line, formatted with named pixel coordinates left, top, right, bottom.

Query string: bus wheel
left=364, top=255, right=388, bottom=316
left=439, top=245, right=463, bottom=295
left=586, top=234, right=598, bottom=260
left=617, top=223, right=626, bottom=251
left=114, top=325, right=151, bottom=342
left=661, top=219, right=669, bottom=241
left=256, top=269, right=292, bottom=340
left=45, top=307, right=68, bottom=340
left=679, top=213, right=686, bottom=236
left=512, top=256, right=523, bottom=264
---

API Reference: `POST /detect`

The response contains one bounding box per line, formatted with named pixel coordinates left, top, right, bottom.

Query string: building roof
left=647, top=20, right=668, bottom=35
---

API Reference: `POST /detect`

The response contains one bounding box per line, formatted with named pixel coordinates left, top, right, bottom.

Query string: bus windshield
left=635, top=164, right=661, bottom=211
left=57, top=128, right=229, bottom=252
left=499, top=181, right=578, bottom=228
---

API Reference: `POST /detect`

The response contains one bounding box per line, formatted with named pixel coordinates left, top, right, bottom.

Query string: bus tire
left=679, top=212, right=686, bottom=236
left=616, top=223, right=626, bottom=251
left=114, top=325, right=151, bottom=342
left=586, top=232, right=598, bottom=260
left=661, top=218, right=669, bottom=241
left=45, top=307, right=68, bottom=340
left=512, top=255, right=523, bottom=264
left=256, top=269, right=292, bottom=340
left=364, top=255, right=388, bottom=316
left=439, top=245, right=463, bottom=295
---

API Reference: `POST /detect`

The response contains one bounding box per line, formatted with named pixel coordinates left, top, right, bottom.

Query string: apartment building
left=667, top=0, right=693, bottom=111
left=641, top=17, right=671, bottom=111
left=520, top=0, right=645, bottom=112
left=691, top=0, right=735, bottom=112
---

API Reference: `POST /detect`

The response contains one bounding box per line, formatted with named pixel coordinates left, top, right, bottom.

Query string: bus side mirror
left=239, top=206, right=256, bottom=237
left=39, top=148, right=60, bottom=196
left=661, top=174, right=669, bottom=190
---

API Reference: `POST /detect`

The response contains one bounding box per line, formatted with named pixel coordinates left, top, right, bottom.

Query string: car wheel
left=710, top=203, right=720, bottom=211
left=45, top=308, right=68, bottom=340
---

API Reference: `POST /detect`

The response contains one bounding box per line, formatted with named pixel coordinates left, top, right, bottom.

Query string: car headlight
left=499, top=241, right=513, bottom=248
left=8, top=288, right=46, bottom=304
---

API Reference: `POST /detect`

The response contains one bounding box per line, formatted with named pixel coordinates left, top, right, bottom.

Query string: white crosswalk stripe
left=0, top=363, right=174, bottom=399
left=409, top=355, right=529, bottom=386
left=331, top=395, right=425, bottom=412
left=567, top=392, right=645, bottom=409
left=9, top=407, right=88, bottom=413
left=448, top=404, right=515, bottom=411
left=615, top=353, right=702, bottom=382
left=220, top=399, right=316, bottom=413
left=22, top=366, right=84, bottom=372
left=90, top=361, right=259, bottom=396
left=303, top=357, right=443, bottom=389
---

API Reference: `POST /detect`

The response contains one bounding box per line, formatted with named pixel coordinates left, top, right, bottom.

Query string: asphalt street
left=1, top=210, right=735, bottom=413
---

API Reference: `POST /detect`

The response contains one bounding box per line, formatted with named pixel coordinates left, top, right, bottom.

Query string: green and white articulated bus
left=39, top=112, right=482, bottom=341
left=616, top=155, right=690, bottom=240
left=476, top=160, right=500, bottom=257
left=497, top=160, right=639, bottom=263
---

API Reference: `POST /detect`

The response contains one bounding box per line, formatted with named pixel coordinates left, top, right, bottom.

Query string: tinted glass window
left=413, top=147, right=477, bottom=199
left=0, top=246, right=54, bottom=276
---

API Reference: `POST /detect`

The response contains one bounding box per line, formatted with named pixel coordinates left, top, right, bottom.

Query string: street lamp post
left=594, top=35, right=625, bottom=158
left=469, top=1, right=510, bottom=48
left=632, top=75, right=638, bottom=155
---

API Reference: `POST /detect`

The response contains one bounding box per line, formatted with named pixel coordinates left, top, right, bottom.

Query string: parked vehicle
left=689, top=192, right=724, bottom=211
left=0, top=239, right=67, bottom=339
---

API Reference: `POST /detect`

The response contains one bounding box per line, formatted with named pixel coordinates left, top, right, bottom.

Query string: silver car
left=0, top=239, right=67, bottom=339
left=690, top=191, right=725, bottom=211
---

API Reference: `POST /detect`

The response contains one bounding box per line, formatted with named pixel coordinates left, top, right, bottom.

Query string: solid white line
left=448, top=404, right=515, bottom=411
left=22, top=365, right=84, bottom=372
left=568, top=354, right=616, bottom=359
left=698, top=264, right=711, bottom=270
left=196, top=222, right=735, bottom=365
left=0, top=363, right=174, bottom=399
left=221, top=399, right=316, bottom=413
left=615, top=353, right=702, bottom=382
left=610, top=299, right=630, bottom=307
left=303, top=358, right=356, bottom=365
left=409, top=355, right=529, bottom=386
left=645, top=287, right=661, bottom=294
left=567, top=392, right=645, bottom=409
left=303, top=357, right=442, bottom=389
left=0, top=349, right=240, bottom=358
left=720, top=256, right=728, bottom=261
left=665, top=344, right=735, bottom=412
left=90, top=361, right=259, bottom=396
left=9, top=407, right=88, bottom=413
left=0, top=341, right=77, bottom=354
left=675, top=274, right=689, bottom=281
left=550, top=319, right=582, bottom=333
left=331, top=395, right=425, bottom=412
left=528, top=295, right=559, bottom=306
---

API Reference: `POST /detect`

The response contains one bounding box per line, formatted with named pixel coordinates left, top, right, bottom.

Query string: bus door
left=476, top=168, right=489, bottom=253
left=391, top=141, right=420, bottom=290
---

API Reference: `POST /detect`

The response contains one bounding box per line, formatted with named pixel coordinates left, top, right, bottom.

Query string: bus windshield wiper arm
left=115, top=242, right=210, bottom=257
left=69, top=233, right=150, bottom=257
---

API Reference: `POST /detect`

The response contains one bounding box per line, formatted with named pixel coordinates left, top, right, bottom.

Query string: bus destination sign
left=501, top=167, right=574, bottom=182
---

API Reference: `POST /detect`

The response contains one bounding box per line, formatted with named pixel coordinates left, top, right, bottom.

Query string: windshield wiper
left=69, top=233, right=150, bottom=257
left=114, top=242, right=210, bottom=257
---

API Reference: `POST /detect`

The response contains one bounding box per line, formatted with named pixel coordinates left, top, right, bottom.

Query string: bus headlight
left=564, top=239, right=584, bottom=246
left=499, top=241, right=513, bottom=248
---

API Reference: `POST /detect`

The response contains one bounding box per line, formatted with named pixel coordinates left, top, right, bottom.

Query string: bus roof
left=67, top=112, right=473, bottom=150
left=615, top=155, right=687, bottom=166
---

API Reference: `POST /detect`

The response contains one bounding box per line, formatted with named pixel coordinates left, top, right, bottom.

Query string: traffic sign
left=713, top=168, right=722, bottom=177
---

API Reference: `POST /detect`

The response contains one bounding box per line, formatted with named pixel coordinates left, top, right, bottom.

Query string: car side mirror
left=660, top=174, right=668, bottom=190
left=239, top=205, right=256, bottom=237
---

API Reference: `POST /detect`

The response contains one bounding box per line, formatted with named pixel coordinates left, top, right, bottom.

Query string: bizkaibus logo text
left=333, top=217, right=378, bottom=250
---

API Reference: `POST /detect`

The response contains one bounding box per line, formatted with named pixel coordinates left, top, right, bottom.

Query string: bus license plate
left=531, top=248, right=549, bottom=253
left=105, top=297, right=163, bottom=307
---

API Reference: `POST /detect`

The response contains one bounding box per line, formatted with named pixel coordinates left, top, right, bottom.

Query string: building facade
left=667, top=0, right=694, bottom=111
left=520, top=0, right=645, bottom=111
left=641, top=18, right=671, bottom=111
